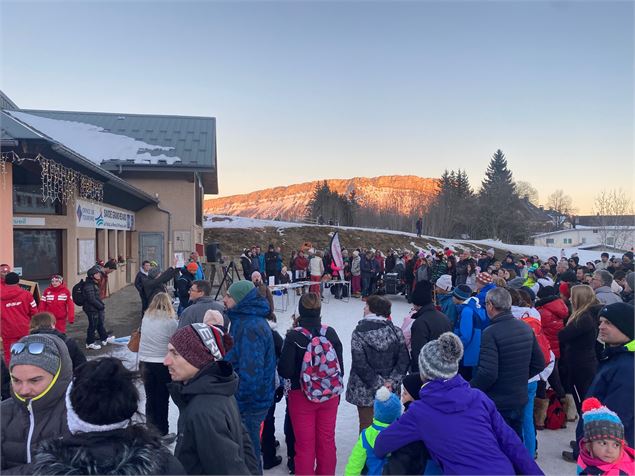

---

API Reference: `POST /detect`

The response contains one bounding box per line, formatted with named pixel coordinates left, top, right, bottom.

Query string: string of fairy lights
left=0, top=151, right=104, bottom=203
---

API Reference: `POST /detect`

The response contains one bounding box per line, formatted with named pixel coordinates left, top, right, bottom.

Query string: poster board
left=18, top=279, right=41, bottom=303
left=78, top=239, right=96, bottom=273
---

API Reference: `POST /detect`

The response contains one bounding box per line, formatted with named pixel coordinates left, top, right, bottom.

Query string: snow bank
left=204, top=215, right=614, bottom=262
left=8, top=111, right=181, bottom=165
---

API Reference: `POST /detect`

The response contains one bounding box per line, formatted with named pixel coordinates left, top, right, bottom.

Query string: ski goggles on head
left=51, top=275, right=63, bottom=282
left=10, top=342, right=45, bottom=356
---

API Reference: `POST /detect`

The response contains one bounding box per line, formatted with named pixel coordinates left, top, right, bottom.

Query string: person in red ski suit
left=0, top=272, right=37, bottom=364
left=39, top=275, right=75, bottom=334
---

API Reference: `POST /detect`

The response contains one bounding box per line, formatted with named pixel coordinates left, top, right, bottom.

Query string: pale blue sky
left=1, top=1, right=633, bottom=213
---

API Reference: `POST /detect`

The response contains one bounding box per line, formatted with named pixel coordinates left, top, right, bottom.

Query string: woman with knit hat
left=165, top=323, right=258, bottom=475
left=278, top=293, right=344, bottom=476
left=31, top=357, right=185, bottom=475
left=374, top=333, right=543, bottom=475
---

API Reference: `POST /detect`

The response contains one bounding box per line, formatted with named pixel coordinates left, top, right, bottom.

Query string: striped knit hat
left=581, top=397, right=624, bottom=443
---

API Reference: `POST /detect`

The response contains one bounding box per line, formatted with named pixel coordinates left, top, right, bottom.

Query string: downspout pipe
left=156, top=203, right=172, bottom=269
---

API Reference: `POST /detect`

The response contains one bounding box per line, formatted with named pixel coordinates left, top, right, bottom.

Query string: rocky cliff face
left=204, top=175, right=439, bottom=221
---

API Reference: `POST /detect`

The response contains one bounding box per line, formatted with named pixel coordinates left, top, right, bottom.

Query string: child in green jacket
left=345, top=387, right=403, bottom=476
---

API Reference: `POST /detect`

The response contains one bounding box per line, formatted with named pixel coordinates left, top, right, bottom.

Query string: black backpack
left=72, top=279, right=85, bottom=306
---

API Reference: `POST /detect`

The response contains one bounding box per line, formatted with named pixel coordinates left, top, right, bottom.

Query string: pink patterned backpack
left=294, top=325, right=344, bottom=403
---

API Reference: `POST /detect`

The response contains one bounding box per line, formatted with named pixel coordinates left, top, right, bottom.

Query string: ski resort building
left=0, top=91, right=218, bottom=292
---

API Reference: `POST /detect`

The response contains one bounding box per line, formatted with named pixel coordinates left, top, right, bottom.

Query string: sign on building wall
left=78, top=239, right=96, bottom=273
left=76, top=199, right=135, bottom=230
left=174, top=231, right=192, bottom=251
left=13, top=216, right=45, bottom=226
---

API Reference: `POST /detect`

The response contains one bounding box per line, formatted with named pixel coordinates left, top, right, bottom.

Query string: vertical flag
left=330, top=231, right=345, bottom=280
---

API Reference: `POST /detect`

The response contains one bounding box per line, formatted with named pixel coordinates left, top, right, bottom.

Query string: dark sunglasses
left=10, top=342, right=45, bottom=355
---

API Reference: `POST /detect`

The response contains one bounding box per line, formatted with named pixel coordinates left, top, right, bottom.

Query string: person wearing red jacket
left=0, top=272, right=37, bottom=364
left=535, top=285, right=570, bottom=418
left=39, top=275, right=75, bottom=334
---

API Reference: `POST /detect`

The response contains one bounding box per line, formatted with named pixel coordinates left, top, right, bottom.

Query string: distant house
left=533, top=225, right=635, bottom=252
left=1, top=90, right=218, bottom=292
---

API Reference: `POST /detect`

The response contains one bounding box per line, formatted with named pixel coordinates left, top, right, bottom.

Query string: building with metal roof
left=1, top=91, right=219, bottom=294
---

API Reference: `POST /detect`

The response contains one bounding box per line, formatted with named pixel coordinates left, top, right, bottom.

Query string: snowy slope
left=205, top=214, right=612, bottom=262
left=204, top=175, right=438, bottom=221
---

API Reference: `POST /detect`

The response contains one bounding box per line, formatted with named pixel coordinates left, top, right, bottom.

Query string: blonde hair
left=568, top=285, right=599, bottom=325
left=30, top=312, right=56, bottom=332
left=146, top=292, right=176, bottom=319
left=492, top=277, right=507, bottom=288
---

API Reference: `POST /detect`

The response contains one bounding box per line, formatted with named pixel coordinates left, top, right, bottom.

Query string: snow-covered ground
left=105, top=293, right=576, bottom=475
left=205, top=214, right=613, bottom=264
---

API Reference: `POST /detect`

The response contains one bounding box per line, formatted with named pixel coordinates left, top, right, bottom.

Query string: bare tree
left=546, top=190, right=575, bottom=230
left=593, top=189, right=634, bottom=250
left=516, top=181, right=539, bottom=206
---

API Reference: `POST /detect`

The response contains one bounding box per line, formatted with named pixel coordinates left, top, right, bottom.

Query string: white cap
left=435, top=274, right=453, bottom=292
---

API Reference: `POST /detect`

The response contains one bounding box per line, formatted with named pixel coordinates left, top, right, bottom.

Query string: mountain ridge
left=204, top=175, right=439, bottom=221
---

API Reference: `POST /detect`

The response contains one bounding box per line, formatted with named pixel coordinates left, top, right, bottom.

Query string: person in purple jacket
left=374, top=332, right=544, bottom=475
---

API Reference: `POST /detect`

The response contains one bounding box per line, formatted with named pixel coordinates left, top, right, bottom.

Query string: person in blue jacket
left=475, top=271, right=496, bottom=306
left=188, top=251, right=204, bottom=280
left=452, top=284, right=489, bottom=380
left=223, top=279, right=276, bottom=473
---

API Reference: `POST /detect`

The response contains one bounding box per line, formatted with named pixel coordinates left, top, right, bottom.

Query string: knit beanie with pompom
left=418, top=332, right=464, bottom=381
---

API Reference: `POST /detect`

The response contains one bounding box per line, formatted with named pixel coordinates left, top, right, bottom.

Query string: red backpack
left=544, top=389, right=566, bottom=430
left=295, top=325, right=344, bottom=403
left=521, top=314, right=551, bottom=365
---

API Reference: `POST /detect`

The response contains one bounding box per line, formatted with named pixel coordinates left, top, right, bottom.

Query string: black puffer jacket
left=30, top=426, right=185, bottom=475
left=30, top=328, right=86, bottom=370
left=346, top=316, right=410, bottom=407
left=168, top=360, right=258, bottom=475
left=1, top=334, right=72, bottom=472
left=470, top=311, right=545, bottom=410
left=81, top=277, right=104, bottom=313
left=409, top=304, right=452, bottom=373
left=278, top=314, right=344, bottom=390
left=143, top=267, right=179, bottom=309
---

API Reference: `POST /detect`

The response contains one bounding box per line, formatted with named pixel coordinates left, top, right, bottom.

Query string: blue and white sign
left=76, top=198, right=135, bottom=230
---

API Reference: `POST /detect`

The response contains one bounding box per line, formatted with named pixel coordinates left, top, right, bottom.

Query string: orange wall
left=0, top=163, right=13, bottom=266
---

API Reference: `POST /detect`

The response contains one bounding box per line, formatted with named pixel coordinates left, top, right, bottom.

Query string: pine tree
left=476, top=149, right=523, bottom=242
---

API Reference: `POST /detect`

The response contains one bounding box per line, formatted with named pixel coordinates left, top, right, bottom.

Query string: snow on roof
left=533, top=225, right=635, bottom=238
left=7, top=110, right=182, bottom=165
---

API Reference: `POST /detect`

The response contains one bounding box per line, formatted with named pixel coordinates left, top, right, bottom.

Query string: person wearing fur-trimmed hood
left=30, top=357, right=185, bottom=475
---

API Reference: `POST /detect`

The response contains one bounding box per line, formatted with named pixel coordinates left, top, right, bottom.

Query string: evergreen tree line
left=423, top=149, right=531, bottom=243
left=305, top=149, right=536, bottom=243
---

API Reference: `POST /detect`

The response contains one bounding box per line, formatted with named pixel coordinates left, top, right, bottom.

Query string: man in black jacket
left=409, top=281, right=452, bottom=373
left=82, top=266, right=110, bottom=350
left=470, top=287, right=545, bottom=437
left=134, top=260, right=151, bottom=316
left=165, top=324, right=258, bottom=475
left=142, top=259, right=179, bottom=313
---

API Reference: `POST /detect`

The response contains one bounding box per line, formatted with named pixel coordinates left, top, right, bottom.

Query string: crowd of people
left=0, top=243, right=633, bottom=475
